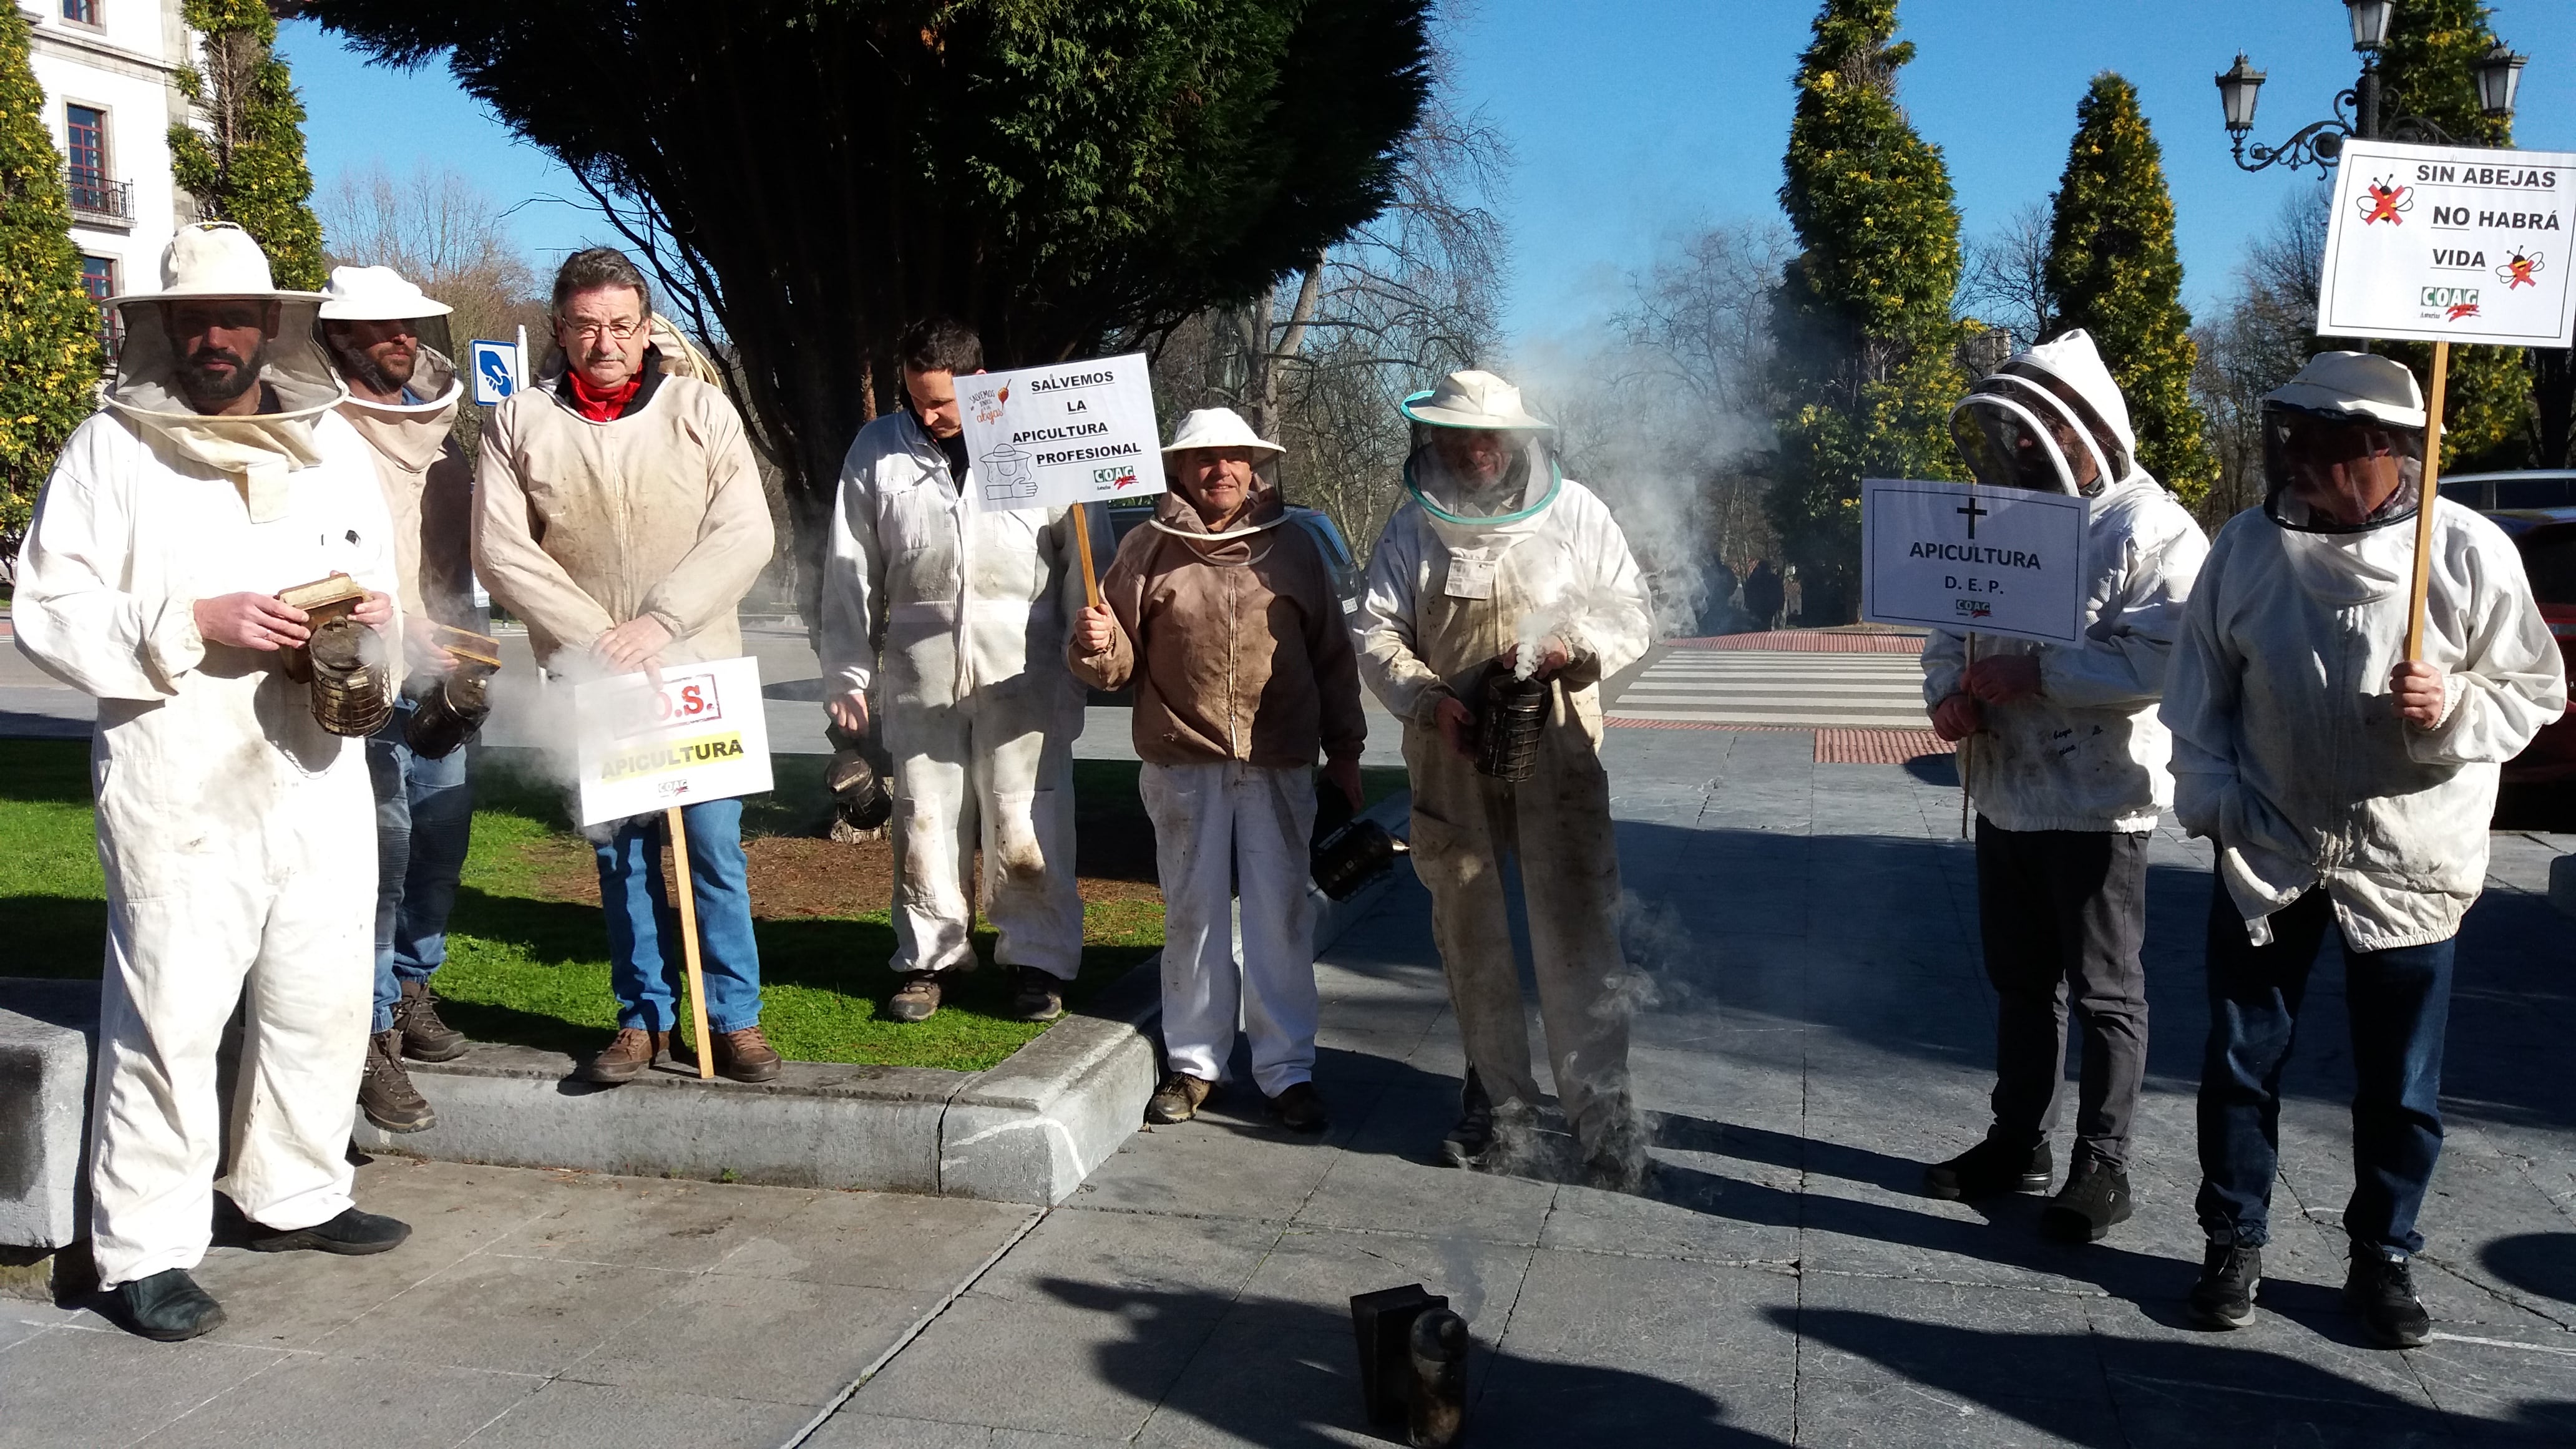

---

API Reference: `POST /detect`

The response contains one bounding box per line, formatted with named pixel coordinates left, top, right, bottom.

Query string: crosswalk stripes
left=1608, top=648, right=1931, bottom=729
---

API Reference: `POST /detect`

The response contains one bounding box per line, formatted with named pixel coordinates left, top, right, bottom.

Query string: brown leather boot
left=711, top=1025, right=783, bottom=1083
left=583, top=1027, right=666, bottom=1085
left=394, top=979, right=468, bottom=1063
left=886, top=970, right=942, bottom=1023
left=358, top=1030, right=435, bottom=1132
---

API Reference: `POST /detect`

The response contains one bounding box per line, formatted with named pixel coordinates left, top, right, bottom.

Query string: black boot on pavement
left=358, top=1029, right=436, bottom=1133
left=395, top=978, right=468, bottom=1062
left=1440, top=1070, right=1495, bottom=1169
left=1146, top=1071, right=1214, bottom=1125
left=2344, top=1250, right=2433, bottom=1349
left=1923, top=1137, right=2052, bottom=1201
left=116, top=1268, right=225, bottom=1342
left=886, top=970, right=942, bottom=1023
left=1012, top=966, right=1066, bottom=1024
left=2188, top=1242, right=2263, bottom=1330
left=246, top=1207, right=412, bottom=1256
left=2037, top=1159, right=2133, bottom=1242
left=1267, top=1082, right=1329, bottom=1133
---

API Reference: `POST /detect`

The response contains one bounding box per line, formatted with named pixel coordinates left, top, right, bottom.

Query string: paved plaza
left=5, top=661, right=2574, bottom=1446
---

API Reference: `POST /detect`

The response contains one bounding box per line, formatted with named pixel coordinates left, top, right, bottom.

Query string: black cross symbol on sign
left=1957, top=495, right=1989, bottom=540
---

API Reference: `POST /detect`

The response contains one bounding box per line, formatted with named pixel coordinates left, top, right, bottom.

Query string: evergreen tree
left=0, top=3, right=103, bottom=540
left=1767, top=0, right=1966, bottom=622
left=170, top=0, right=325, bottom=289
left=2046, top=72, right=2216, bottom=504
left=2377, top=0, right=2528, bottom=470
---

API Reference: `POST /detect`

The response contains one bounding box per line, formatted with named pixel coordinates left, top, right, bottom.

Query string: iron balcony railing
left=66, top=168, right=132, bottom=223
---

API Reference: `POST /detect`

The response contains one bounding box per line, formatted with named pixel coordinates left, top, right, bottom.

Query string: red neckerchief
left=566, top=369, right=641, bottom=422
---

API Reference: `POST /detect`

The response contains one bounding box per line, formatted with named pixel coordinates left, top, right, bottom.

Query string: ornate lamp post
left=2217, top=0, right=2529, bottom=173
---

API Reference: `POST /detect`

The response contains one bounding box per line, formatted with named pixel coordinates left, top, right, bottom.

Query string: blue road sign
left=469, top=339, right=519, bottom=405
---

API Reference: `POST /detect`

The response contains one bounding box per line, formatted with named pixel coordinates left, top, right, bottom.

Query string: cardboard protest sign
left=955, top=353, right=1168, bottom=512
left=572, top=655, right=774, bottom=827
left=2318, top=139, right=2576, bottom=348
left=1860, top=478, right=2090, bottom=645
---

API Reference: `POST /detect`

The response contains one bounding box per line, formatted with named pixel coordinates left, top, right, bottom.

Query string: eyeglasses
left=562, top=318, right=645, bottom=343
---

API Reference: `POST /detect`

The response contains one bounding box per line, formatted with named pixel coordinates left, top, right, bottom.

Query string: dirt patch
left=526, top=831, right=1161, bottom=919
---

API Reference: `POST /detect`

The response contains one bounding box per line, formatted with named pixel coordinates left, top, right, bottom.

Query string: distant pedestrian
left=2163, top=352, right=2563, bottom=1347
left=1703, top=556, right=1739, bottom=635
left=1780, top=565, right=1803, bottom=626
left=1743, top=558, right=1783, bottom=631
left=1070, top=408, right=1365, bottom=1132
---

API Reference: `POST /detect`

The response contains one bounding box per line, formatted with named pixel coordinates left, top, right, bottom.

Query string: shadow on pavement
left=2480, top=1232, right=2576, bottom=1309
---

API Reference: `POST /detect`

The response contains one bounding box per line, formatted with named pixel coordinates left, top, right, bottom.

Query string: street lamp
left=2475, top=42, right=2528, bottom=120
left=2346, top=0, right=2394, bottom=54
left=2217, top=7, right=2525, bottom=173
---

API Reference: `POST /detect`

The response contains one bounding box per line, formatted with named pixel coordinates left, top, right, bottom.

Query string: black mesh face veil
left=1950, top=393, right=2083, bottom=495
left=2260, top=403, right=2425, bottom=534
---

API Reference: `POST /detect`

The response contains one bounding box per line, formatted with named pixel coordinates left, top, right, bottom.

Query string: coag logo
left=1093, top=466, right=1140, bottom=489
left=2420, top=285, right=2481, bottom=320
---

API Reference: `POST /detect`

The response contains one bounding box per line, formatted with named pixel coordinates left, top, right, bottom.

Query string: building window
left=66, top=104, right=105, bottom=184
left=62, top=0, right=100, bottom=25
left=80, top=255, right=118, bottom=356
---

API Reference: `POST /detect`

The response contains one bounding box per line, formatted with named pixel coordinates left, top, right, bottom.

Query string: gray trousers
left=1974, top=820, right=2150, bottom=1172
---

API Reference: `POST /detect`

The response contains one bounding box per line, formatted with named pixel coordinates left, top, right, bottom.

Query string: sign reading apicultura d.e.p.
left=572, top=655, right=774, bottom=827
left=2318, top=139, right=2576, bottom=348
left=954, top=353, right=1169, bottom=513
left=1860, top=478, right=2091, bottom=646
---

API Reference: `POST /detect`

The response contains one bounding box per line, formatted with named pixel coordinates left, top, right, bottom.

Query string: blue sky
left=277, top=1, right=2576, bottom=351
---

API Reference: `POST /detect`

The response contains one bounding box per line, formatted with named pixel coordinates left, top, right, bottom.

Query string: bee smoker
left=824, top=720, right=894, bottom=837
left=1349, top=1284, right=1449, bottom=1430
left=1407, top=1307, right=1470, bottom=1448
left=404, top=626, right=501, bottom=759
left=306, top=615, right=392, bottom=736
left=1471, top=665, right=1549, bottom=783
left=1309, top=778, right=1408, bottom=900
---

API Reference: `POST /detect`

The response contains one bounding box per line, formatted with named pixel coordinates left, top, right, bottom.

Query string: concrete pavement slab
left=712, top=1191, right=1038, bottom=1294
left=128, top=1355, right=542, bottom=1448
left=0, top=1326, right=287, bottom=1448
left=804, top=1410, right=1123, bottom=1447
left=847, top=1292, right=1211, bottom=1441
left=560, top=1274, right=928, bottom=1405
left=320, top=1250, right=693, bottom=1377
left=487, top=1174, right=821, bottom=1274
left=457, top=1380, right=819, bottom=1449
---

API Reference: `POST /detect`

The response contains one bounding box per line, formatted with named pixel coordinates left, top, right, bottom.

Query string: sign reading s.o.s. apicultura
left=572, top=654, right=774, bottom=827
left=2318, top=139, right=2576, bottom=348
left=1860, top=478, right=2091, bottom=645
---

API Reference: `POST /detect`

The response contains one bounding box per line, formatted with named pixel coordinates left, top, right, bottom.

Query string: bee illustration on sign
left=2497, top=250, right=2546, bottom=290
left=2358, top=177, right=2414, bottom=225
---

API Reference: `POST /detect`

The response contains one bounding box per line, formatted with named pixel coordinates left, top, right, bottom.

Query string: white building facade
left=17, top=0, right=195, bottom=344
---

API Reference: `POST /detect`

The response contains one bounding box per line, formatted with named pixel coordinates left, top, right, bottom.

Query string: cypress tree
left=2046, top=72, right=2216, bottom=504
left=1768, top=0, right=1966, bottom=622
left=170, top=0, right=325, bottom=289
left=0, top=3, right=103, bottom=537
left=2377, top=0, right=2528, bottom=470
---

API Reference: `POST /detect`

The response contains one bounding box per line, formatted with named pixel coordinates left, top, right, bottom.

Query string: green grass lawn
left=0, top=739, right=1407, bottom=1073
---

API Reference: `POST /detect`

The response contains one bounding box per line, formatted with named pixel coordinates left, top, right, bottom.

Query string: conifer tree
left=2046, top=73, right=2216, bottom=504
left=0, top=3, right=103, bottom=539
left=2377, top=0, right=2528, bottom=470
left=1767, top=0, right=1966, bottom=621
left=170, top=0, right=325, bottom=289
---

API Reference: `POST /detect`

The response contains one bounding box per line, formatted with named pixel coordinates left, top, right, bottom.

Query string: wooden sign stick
left=1958, top=632, right=1977, bottom=840
left=1070, top=503, right=1103, bottom=610
left=665, top=806, right=716, bottom=1081
left=2403, top=340, right=2454, bottom=663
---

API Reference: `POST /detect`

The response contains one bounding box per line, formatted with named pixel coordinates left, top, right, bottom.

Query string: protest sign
left=2318, top=139, right=2576, bottom=349
left=1860, top=478, right=2090, bottom=646
left=955, top=353, right=1168, bottom=513
left=572, top=655, right=774, bottom=829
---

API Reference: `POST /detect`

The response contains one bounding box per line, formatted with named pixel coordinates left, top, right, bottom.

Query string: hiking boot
left=394, top=978, right=467, bottom=1062
left=2037, top=1160, right=2133, bottom=1243
left=247, top=1207, right=412, bottom=1256
left=886, top=971, right=942, bottom=1023
left=1012, top=966, right=1066, bottom=1024
left=2344, top=1251, right=2432, bottom=1349
left=1267, top=1081, right=1329, bottom=1133
left=1440, top=1070, right=1496, bottom=1169
left=358, top=1030, right=436, bottom=1133
left=116, top=1268, right=225, bottom=1342
left=2188, top=1242, right=2263, bottom=1330
left=1146, top=1071, right=1214, bottom=1125
left=1923, top=1137, right=2053, bottom=1201
left=711, top=1025, right=783, bottom=1083
left=583, top=1027, right=666, bottom=1085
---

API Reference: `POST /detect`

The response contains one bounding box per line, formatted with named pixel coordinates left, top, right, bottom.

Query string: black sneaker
left=1923, top=1138, right=2052, bottom=1201
left=2037, top=1160, right=2133, bottom=1242
left=115, top=1268, right=225, bottom=1342
left=1440, top=1070, right=1495, bottom=1169
left=1266, top=1081, right=1329, bottom=1133
left=2188, top=1242, right=2263, bottom=1330
left=2344, top=1251, right=2432, bottom=1349
left=1012, top=966, right=1066, bottom=1023
left=246, top=1207, right=412, bottom=1256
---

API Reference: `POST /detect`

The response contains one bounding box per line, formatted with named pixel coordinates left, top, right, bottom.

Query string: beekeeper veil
left=316, top=264, right=459, bottom=406
left=1400, top=369, right=1562, bottom=544
left=1949, top=329, right=2132, bottom=498
left=2258, top=350, right=2427, bottom=534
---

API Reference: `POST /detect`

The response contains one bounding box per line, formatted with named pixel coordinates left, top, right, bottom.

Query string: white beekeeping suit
left=13, top=224, right=400, bottom=1305
left=819, top=403, right=1093, bottom=989
left=1354, top=370, right=1655, bottom=1183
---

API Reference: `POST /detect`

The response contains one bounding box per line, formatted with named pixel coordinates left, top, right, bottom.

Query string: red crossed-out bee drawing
left=2358, top=177, right=2414, bottom=225
left=2498, top=250, right=2546, bottom=290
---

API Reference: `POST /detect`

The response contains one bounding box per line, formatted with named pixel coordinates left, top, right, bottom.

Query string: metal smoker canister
left=306, top=616, right=393, bottom=737
left=404, top=626, right=502, bottom=759
left=1312, top=819, right=1408, bottom=900
left=1471, top=670, right=1549, bottom=782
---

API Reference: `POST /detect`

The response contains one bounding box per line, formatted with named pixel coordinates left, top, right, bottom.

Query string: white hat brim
left=1399, top=393, right=1553, bottom=430
left=1161, top=438, right=1285, bottom=456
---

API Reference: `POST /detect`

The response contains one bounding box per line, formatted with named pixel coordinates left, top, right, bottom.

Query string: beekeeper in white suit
left=1355, top=369, right=1655, bottom=1187
left=2163, top=351, right=2562, bottom=1348
left=820, top=318, right=1093, bottom=1025
left=1918, top=330, right=2210, bottom=1245
left=15, top=222, right=414, bottom=1344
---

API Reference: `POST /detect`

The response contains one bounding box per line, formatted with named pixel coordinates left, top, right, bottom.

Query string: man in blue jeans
left=2161, top=353, right=2564, bottom=1347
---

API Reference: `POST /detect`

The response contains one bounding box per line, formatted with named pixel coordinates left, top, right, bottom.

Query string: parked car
left=2439, top=472, right=2576, bottom=824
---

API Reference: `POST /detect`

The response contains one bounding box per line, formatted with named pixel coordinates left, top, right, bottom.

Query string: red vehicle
left=2436, top=471, right=2576, bottom=821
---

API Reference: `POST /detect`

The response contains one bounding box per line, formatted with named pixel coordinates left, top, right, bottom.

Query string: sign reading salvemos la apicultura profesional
left=1860, top=478, right=2091, bottom=645
left=955, top=353, right=1169, bottom=513
left=2319, top=138, right=2576, bottom=349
